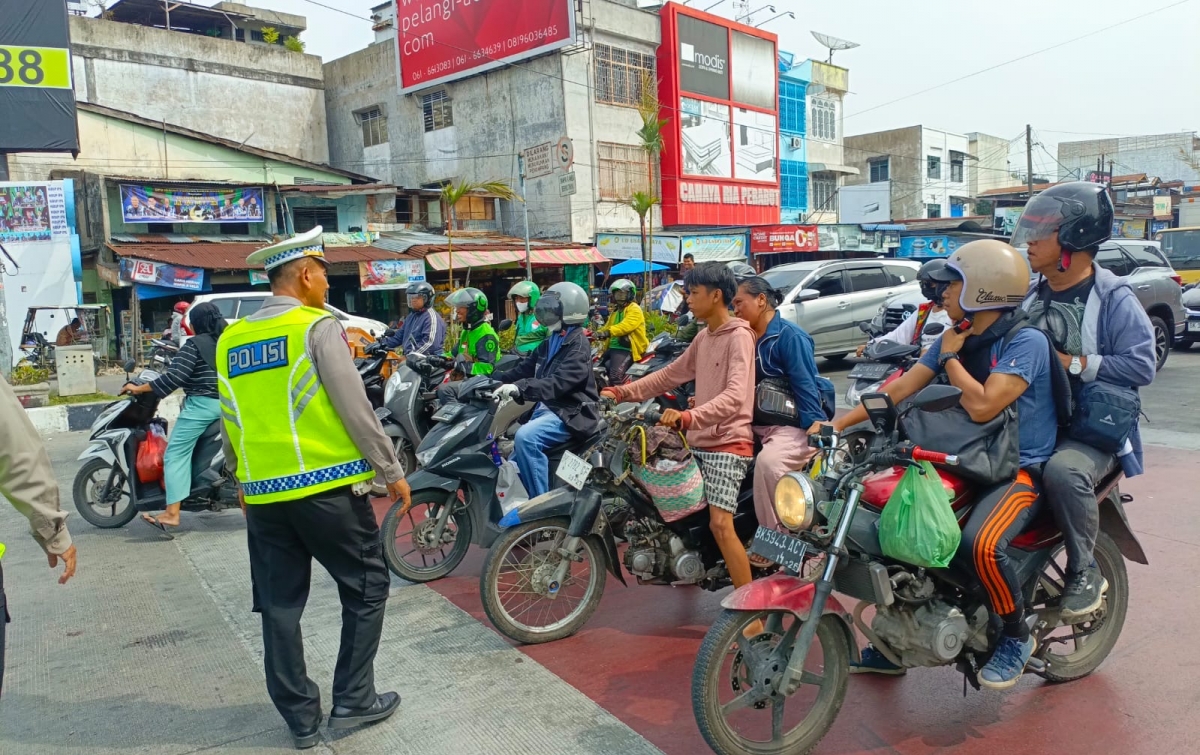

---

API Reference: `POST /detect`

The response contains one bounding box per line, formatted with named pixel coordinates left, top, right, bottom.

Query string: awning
left=106, top=242, right=417, bottom=270
left=423, top=246, right=606, bottom=270
left=807, top=163, right=861, bottom=176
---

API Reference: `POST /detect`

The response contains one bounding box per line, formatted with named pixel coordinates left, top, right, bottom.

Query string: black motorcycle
left=845, top=321, right=945, bottom=407
left=625, top=330, right=694, bottom=411
left=477, top=398, right=760, bottom=645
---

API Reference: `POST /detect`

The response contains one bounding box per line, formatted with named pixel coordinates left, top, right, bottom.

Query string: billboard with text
left=395, top=0, right=576, bottom=92
left=0, top=0, right=80, bottom=152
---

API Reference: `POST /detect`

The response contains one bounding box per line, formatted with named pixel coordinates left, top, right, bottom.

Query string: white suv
left=186, top=292, right=389, bottom=337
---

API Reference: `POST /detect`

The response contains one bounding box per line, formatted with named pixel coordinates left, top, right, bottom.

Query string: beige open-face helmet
left=926, top=239, right=1030, bottom=313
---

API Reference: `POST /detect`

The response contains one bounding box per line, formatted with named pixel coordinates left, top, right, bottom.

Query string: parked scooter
left=375, top=351, right=453, bottom=477
left=72, top=361, right=240, bottom=529
left=845, top=321, right=945, bottom=407
left=148, top=338, right=179, bottom=369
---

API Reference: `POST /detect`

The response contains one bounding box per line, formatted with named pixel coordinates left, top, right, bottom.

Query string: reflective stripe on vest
left=217, top=305, right=374, bottom=504
left=0, top=542, right=5, bottom=560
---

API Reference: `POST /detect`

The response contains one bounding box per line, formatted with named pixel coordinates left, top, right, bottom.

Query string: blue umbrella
left=609, top=259, right=668, bottom=275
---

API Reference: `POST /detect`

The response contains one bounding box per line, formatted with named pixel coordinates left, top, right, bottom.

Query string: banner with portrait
left=119, top=184, right=265, bottom=224
left=0, top=181, right=69, bottom=243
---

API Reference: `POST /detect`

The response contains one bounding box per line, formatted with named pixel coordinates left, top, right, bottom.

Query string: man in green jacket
left=438, top=287, right=500, bottom=404
left=509, top=280, right=548, bottom=354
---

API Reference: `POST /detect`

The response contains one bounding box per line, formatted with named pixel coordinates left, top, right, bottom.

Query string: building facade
left=792, top=59, right=854, bottom=224
left=1057, top=132, right=1200, bottom=184
left=778, top=52, right=808, bottom=223
left=843, top=125, right=971, bottom=221
left=967, top=131, right=1013, bottom=199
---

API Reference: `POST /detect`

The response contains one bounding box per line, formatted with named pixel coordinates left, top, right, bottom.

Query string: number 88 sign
left=0, top=45, right=72, bottom=89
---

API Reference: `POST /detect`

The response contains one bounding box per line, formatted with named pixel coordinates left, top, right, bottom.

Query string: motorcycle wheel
left=480, top=516, right=606, bottom=645
left=692, top=610, right=849, bottom=755
left=382, top=489, right=473, bottom=583
left=72, top=458, right=138, bottom=528
left=1033, top=531, right=1129, bottom=683
left=392, top=437, right=417, bottom=479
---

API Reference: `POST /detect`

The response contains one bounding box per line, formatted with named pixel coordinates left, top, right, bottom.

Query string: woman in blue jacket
left=732, top=276, right=826, bottom=543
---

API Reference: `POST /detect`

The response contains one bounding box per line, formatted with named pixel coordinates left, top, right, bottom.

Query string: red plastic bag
left=136, top=423, right=167, bottom=484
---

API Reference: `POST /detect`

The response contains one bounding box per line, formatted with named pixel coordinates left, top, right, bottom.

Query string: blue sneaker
left=978, top=634, right=1036, bottom=690
left=850, top=645, right=906, bottom=675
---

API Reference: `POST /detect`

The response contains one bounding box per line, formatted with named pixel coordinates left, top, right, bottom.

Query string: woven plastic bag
left=628, top=426, right=706, bottom=522
left=878, top=461, right=961, bottom=569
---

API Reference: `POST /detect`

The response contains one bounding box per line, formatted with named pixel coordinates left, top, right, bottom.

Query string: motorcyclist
left=595, top=279, right=648, bottom=384
left=856, top=258, right=953, bottom=356
left=376, top=281, right=446, bottom=356
left=494, top=282, right=600, bottom=497
left=436, top=287, right=499, bottom=404
left=815, top=239, right=1057, bottom=690
left=169, top=301, right=190, bottom=345
left=508, top=280, right=548, bottom=354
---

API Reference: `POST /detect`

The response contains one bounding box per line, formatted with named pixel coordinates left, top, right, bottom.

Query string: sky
left=165, top=0, right=1200, bottom=179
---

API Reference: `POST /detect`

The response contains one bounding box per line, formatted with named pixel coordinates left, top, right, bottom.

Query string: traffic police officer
left=217, top=226, right=411, bottom=749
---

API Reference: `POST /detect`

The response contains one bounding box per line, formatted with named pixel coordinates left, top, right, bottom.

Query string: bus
left=1155, top=227, right=1200, bottom=284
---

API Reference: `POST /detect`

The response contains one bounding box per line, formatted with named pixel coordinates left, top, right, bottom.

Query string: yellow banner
left=0, top=45, right=72, bottom=89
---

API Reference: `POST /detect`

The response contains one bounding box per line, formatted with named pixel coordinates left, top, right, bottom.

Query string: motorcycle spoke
left=771, top=697, right=785, bottom=743
left=799, top=670, right=824, bottom=687
left=721, top=689, right=759, bottom=716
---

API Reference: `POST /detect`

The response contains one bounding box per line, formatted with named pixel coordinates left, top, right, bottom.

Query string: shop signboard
left=249, top=271, right=269, bottom=286
left=119, top=258, right=205, bottom=291
left=993, top=207, right=1024, bottom=235
left=358, top=259, right=427, bottom=291
left=120, top=185, right=265, bottom=224
left=1112, top=219, right=1147, bottom=239
left=750, top=224, right=817, bottom=254
left=1154, top=196, right=1172, bottom=218
left=596, top=233, right=681, bottom=264
left=681, top=233, right=745, bottom=262
left=897, top=235, right=960, bottom=258
left=0, top=180, right=69, bottom=243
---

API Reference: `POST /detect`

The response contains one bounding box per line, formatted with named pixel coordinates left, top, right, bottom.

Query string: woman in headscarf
left=125, top=301, right=226, bottom=534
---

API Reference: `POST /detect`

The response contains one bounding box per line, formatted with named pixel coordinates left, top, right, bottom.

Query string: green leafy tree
left=628, top=191, right=660, bottom=293
left=260, top=26, right=280, bottom=45
left=283, top=35, right=305, bottom=53
left=634, top=71, right=668, bottom=295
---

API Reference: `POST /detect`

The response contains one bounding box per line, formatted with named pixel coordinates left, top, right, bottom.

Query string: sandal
left=141, top=514, right=177, bottom=540
left=748, top=553, right=773, bottom=569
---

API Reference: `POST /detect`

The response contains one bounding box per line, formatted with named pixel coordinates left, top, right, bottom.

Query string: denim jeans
left=512, top=404, right=572, bottom=498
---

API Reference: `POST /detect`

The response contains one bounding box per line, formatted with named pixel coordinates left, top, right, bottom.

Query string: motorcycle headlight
left=774, top=472, right=815, bottom=531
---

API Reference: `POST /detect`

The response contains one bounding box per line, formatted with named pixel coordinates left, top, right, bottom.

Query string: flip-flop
left=748, top=554, right=773, bottom=569
left=141, top=515, right=176, bottom=540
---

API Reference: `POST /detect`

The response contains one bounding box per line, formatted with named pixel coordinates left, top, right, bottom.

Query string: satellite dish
left=811, top=31, right=860, bottom=64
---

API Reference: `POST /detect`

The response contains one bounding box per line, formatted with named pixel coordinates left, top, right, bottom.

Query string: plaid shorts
left=693, top=449, right=752, bottom=514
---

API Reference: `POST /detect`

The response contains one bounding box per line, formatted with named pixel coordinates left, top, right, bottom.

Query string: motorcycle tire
left=1037, top=531, right=1129, bottom=683
left=382, top=489, right=473, bottom=583
left=72, top=458, right=138, bottom=529
left=392, top=437, right=417, bottom=480
left=692, top=609, right=849, bottom=755
left=480, top=516, right=606, bottom=645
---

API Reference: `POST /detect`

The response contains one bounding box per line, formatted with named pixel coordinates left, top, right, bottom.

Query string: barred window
left=811, top=172, right=837, bottom=214
left=810, top=98, right=836, bottom=142
left=595, top=44, right=655, bottom=107
left=422, top=90, right=453, bottom=132
left=598, top=143, right=651, bottom=200
left=357, top=107, right=388, bottom=147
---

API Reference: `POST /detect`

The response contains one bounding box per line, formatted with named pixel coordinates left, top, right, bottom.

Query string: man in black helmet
left=1013, top=181, right=1156, bottom=621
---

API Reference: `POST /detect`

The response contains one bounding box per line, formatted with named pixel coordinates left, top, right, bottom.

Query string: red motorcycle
left=690, top=385, right=1147, bottom=755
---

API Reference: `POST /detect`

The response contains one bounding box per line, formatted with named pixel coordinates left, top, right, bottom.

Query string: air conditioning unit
left=790, top=136, right=803, bottom=149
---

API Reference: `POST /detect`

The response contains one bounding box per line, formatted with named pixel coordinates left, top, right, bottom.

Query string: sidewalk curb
left=26, top=394, right=183, bottom=437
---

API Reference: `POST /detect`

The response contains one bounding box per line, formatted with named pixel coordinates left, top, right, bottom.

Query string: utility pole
left=517, top=153, right=532, bottom=280
left=1025, top=124, right=1035, bottom=200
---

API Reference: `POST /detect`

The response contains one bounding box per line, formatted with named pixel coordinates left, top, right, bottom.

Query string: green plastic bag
left=877, top=461, right=961, bottom=569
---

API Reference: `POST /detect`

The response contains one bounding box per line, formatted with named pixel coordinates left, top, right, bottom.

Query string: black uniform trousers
left=0, top=562, right=8, bottom=698
left=245, top=486, right=390, bottom=733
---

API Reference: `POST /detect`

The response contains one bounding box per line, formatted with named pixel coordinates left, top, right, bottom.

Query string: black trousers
left=958, top=468, right=1043, bottom=623
left=0, top=562, right=7, bottom=699
left=246, top=487, right=390, bottom=732
left=604, top=349, right=633, bottom=384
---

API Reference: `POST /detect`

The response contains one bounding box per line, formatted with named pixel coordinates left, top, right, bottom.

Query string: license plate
left=556, top=450, right=593, bottom=490
left=749, top=526, right=810, bottom=573
left=1188, top=321, right=1200, bottom=332
left=627, top=364, right=650, bottom=377
left=374, top=406, right=390, bottom=420
left=848, top=362, right=892, bottom=380
left=431, top=403, right=463, bottom=423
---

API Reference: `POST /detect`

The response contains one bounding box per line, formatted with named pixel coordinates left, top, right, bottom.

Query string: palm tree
left=635, top=71, right=668, bottom=298
left=440, top=179, right=518, bottom=288
left=629, top=191, right=659, bottom=292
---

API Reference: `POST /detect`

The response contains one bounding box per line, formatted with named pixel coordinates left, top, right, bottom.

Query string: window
left=779, top=80, right=806, bottom=135
left=810, top=98, right=836, bottom=142
left=847, top=266, right=890, bottom=292
left=810, top=270, right=846, bottom=297
left=293, top=207, right=338, bottom=233
left=598, top=142, right=650, bottom=200
left=927, top=155, right=941, bottom=179
left=884, top=264, right=916, bottom=285
left=869, top=158, right=889, bottom=183
left=811, top=172, right=837, bottom=214
left=925, top=203, right=942, bottom=219
left=594, top=44, right=655, bottom=107
left=950, top=151, right=965, bottom=183
left=236, top=298, right=265, bottom=318
left=357, top=107, right=388, bottom=147
left=452, top=195, right=495, bottom=222
left=249, top=29, right=264, bottom=42
left=780, top=159, right=808, bottom=212
left=220, top=222, right=250, bottom=234
left=1120, top=243, right=1168, bottom=268
left=209, top=298, right=239, bottom=319
left=1096, top=246, right=1132, bottom=277
left=421, top=90, right=453, bottom=132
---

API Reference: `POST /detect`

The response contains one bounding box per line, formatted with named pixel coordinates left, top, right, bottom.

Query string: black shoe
left=290, top=716, right=323, bottom=750
left=1061, top=566, right=1108, bottom=621
left=328, top=692, right=401, bottom=730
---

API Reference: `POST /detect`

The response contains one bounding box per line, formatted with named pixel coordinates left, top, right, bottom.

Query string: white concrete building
left=792, top=59, right=856, bottom=224
left=843, top=125, right=972, bottom=221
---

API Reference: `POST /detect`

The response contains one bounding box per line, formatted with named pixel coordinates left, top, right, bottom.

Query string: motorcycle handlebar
left=911, top=447, right=958, bottom=466
left=642, top=405, right=664, bottom=425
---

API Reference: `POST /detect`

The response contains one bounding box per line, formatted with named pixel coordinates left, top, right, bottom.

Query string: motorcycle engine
left=871, top=579, right=990, bottom=668
left=622, top=518, right=704, bottom=584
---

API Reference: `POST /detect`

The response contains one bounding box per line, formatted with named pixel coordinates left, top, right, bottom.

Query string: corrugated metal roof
left=110, top=234, right=272, bottom=243
left=108, top=243, right=418, bottom=271
left=277, top=183, right=396, bottom=195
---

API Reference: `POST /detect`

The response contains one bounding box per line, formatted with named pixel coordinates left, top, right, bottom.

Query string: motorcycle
left=690, top=386, right=1146, bottom=755
left=845, top=321, right=945, bottom=408
left=380, top=375, right=602, bottom=583
left=72, top=361, right=240, bottom=529
left=149, top=337, right=180, bottom=369
left=375, top=351, right=452, bottom=477
left=477, top=397, right=761, bottom=646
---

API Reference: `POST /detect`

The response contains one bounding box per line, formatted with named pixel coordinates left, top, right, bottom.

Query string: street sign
left=558, top=171, right=577, bottom=197
left=523, top=142, right=554, bottom=179
left=556, top=137, right=574, bottom=172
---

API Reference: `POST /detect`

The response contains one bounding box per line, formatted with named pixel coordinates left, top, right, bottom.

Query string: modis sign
left=395, top=0, right=576, bottom=93
left=678, top=15, right=728, bottom=100
left=750, top=225, right=819, bottom=254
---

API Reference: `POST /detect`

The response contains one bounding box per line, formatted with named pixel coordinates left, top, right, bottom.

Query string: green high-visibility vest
left=0, top=542, right=5, bottom=559
left=451, top=323, right=498, bottom=375
left=217, top=305, right=374, bottom=504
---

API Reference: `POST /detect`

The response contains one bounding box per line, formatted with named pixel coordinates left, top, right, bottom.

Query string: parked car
left=1180, top=286, right=1200, bottom=349
left=186, top=292, right=389, bottom=337
left=760, top=258, right=922, bottom=360
left=871, top=240, right=1183, bottom=371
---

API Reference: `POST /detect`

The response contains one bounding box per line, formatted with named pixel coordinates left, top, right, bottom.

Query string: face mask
left=548, top=321, right=563, bottom=332
left=516, top=301, right=529, bottom=313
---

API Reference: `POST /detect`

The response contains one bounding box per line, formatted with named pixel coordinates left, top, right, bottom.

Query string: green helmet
left=446, top=287, right=489, bottom=326
left=508, top=280, right=541, bottom=306
left=609, top=278, right=637, bottom=305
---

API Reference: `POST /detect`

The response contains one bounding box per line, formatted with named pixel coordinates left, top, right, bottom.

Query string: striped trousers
left=958, top=468, right=1043, bottom=621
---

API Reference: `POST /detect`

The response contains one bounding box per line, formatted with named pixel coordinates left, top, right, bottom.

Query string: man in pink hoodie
left=601, top=262, right=758, bottom=589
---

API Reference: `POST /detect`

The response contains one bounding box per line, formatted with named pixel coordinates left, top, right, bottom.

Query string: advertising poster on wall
left=396, top=0, right=576, bottom=92
left=0, top=181, right=69, bottom=243
left=677, top=14, right=729, bottom=99
left=731, top=31, right=775, bottom=109
left=358, top=260, right=427, bottom=291
left=120, top=185, right=266, bottom=224
left=1112, top=219, right=1147, bottom=239
left=681, top=234, right=745, bottom=262
left=993, top=207, right=1024, bottom=235
left=596, top=233, right=681, bottom=264
left=750, top=225, right=818, bottom=254
left=119, top=258, right=206, bottom=291
left=897, top=235, right=960, bottom=258
left=733, top=108, right=777, bottom=181
left=0, top=0, right=79, bottom=153
left=680, top=97, right=732, bottom=178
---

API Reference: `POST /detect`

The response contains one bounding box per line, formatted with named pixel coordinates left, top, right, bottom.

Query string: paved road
left=4, top=349, right=1200, bottom=754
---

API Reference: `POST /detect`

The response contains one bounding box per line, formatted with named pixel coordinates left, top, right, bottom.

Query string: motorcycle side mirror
left=912, top=384, right=962, bottom=413
left=794, top=288, right=820, bottom=303
left=922, top=322, right=946, bottom=336
left=678, top=311, right=695, bottom=326
left=498, top=318, right=513, bottom=332
left=123, top=358, right=136, bottom=375
left=857, top=321, right=873, bottom=333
